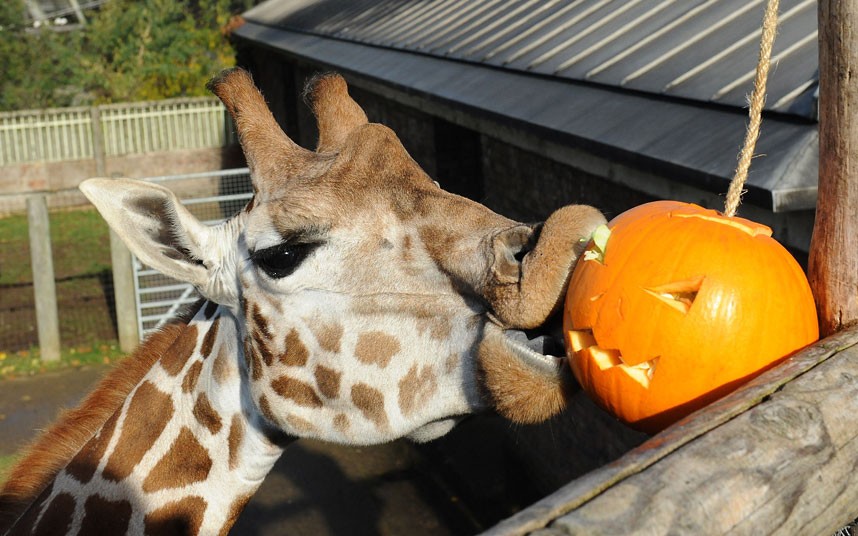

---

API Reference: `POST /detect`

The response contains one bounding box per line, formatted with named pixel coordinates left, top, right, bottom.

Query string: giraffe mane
left=0, top=301, right=204, bottom=530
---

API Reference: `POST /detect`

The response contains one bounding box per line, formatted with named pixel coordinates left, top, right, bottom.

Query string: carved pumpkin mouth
left=567, top=329, right=660, bottom=388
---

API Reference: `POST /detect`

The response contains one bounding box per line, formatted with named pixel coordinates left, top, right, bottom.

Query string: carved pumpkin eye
left=251, top=242, right=320, bottom=279
left=563, top=201, right=818, bottom=433
left=642, top=276, right=704, bottom=315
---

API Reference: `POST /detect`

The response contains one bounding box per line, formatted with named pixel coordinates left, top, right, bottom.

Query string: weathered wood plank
left=483, top=327, right=858, bottom=535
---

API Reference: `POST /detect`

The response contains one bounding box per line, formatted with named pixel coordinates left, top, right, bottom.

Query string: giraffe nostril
left=491, top=225, right=533, bottom=284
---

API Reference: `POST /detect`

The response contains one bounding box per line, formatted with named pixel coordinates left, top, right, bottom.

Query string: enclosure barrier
left=0, top=169, right=252, bottom=360
left=0, top=97, right=235, bottom=166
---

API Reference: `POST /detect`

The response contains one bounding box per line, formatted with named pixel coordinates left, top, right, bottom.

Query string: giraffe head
left=81, top=69, right=604, bottom=445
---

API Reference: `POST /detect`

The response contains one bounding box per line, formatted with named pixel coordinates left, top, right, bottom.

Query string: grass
left=0, top=341, right=123, bottom=381
left=1, top=206, right=119, bottom=354
left=0, top=207, right=111, bottom=286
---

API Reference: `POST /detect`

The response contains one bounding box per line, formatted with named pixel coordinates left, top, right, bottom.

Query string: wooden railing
left=0, top=97, right=235, bottom=166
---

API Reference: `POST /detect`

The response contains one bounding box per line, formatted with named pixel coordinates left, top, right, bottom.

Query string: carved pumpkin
left=563, top=201, right=818, bottom=433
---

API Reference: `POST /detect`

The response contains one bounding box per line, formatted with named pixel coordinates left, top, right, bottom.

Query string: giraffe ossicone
left=1, top=68, right=605, bottom=535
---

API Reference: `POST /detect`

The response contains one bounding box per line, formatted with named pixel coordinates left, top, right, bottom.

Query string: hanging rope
left=723, top=0, right=781, bottom=217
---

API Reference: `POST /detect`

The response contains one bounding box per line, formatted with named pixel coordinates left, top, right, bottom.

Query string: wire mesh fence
left=0, top=169, right=252, bottom=358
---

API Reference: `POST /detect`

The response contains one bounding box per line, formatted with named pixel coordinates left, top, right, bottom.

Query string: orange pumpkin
left=563, top=200, right=818, bottom=433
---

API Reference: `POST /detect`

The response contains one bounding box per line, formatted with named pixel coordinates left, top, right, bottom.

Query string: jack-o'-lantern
left=563, top=201, right=818, bottom=433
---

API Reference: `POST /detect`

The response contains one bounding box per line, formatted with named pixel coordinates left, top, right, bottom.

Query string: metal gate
left=132, top=168, right=253, bottom=339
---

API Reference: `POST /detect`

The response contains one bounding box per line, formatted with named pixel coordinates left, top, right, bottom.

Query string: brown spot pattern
left=227, top=414, right=244, bottom=470
left=398, top=364, right=438, bottom=417
left=193, top=393, right=223, bottom=434
left=279, top=329, right=308, bottom=367
left=32, top=492, right=75, bottom=536
left=143, top=496, right=207, bottom=535
left=252, top=331, right=275, bottom=367
left=271, top=376, right=322, bottom=408
left=160, top=325, right=199, bottom=376
left=333, top=413, right=349, bottom=434
left=103, top=381, right=174, bottom=482
left=212, top=346, right=235, bottom=384
left=251, top=303, right=272, bottom=339
left=286, top=414, right=316, bottom=435
left=142, top=427, right=213, bottom=493
left=218, top=493, right=254, bottom=536
left=182, top=361, right=203, bottom=394
left=200, top=317, right=220, bottom=359
left=204, top=300, right=219, bottom=320
left=314, top=365, right=341, bottom=399
left=257, top=395, right=278, bottom=424
left=416, top=315, right=452, bottom=341
left=80, top=496, right=132, bottom=535
left=445, top=353, right=459, bottom=374
left=66, top=410, right=120, bottom=484
left=355, top=331, right=400, bottom=368
left=244, top=338, right=262, bottom=381
left=312, top=321, right=343, bottom=353
left=351, top=383, right=388, bottom=430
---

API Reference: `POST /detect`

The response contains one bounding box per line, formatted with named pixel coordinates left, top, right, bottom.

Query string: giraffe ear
left=80, top=178, right=235, bottom=305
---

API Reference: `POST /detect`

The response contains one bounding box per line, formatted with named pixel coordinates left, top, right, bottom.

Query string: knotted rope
left=723, top=0, right=781, bottom=217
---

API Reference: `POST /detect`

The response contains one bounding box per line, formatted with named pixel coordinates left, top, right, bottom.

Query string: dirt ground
left=0, top=365, right=537, bottom=535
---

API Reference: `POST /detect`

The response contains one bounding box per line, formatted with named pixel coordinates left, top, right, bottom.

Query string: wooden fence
left=0, top=98, right=235, bottom=166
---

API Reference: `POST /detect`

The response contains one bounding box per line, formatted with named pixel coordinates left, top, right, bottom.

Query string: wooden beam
left=808, top=1, right=858, bottom=337
left=482, top=328, right=858, bottom=535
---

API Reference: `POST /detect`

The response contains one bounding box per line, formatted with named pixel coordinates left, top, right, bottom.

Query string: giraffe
left=0, top=68, right=606, bottom=535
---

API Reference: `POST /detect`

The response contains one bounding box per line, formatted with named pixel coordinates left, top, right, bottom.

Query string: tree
left=0, top=1, right=82, bottom=110
left=0, top=0, right=257, bottom=111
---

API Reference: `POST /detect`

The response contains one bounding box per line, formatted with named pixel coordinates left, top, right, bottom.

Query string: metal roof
left=242, top=0, right=819, bottom=119
left=233, top=0, right=820, bottom=212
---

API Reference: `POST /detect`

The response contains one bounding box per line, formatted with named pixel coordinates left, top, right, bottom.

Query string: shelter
left=230, top=0, right=819, bottom=258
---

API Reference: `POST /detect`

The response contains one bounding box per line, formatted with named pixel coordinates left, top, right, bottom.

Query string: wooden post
left=109, top=227, right=139, bottom=353
left=27, top=194, right=60, bottom=362
left=90, top=106, right=106, bottom=177
left=808, top=1, right=858, bottom=337
left=107, top=171, right=139, bottom=353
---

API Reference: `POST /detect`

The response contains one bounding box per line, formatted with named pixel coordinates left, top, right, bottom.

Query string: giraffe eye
left=251, top=242, right=320, bottom=279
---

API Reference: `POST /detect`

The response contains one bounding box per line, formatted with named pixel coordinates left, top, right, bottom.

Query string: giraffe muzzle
left=484, top=204, right=606, bottom=330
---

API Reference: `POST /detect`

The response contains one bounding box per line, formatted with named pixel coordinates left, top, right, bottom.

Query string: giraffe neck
left=6, top=302, right=290, bottom=536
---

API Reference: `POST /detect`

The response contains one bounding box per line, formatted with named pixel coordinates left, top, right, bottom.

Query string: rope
left=723, top=0, right=780, bottom=217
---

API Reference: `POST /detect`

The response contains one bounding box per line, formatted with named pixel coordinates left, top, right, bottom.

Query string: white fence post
left=90, top=106, right=106, bottom=176
left=27, top=194, right=61, bottom=362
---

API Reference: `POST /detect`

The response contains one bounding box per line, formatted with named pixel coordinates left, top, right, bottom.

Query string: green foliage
left=0, top=0, right=257, bottom=111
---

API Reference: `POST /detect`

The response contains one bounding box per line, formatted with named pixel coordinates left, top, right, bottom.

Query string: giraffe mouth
left=500, top=314, right=567, bottom=375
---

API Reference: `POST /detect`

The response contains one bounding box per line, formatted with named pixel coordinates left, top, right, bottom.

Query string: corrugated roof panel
left=550, top=0, right=699, bottom=77
left=569, top=0, right=727, bottom=80
left=241, top=0, right=819, bottom=119
left=522, top=0, right=673, bottom=74
left=711, top=8, right=818, bottom=107
left=664, top=0, right=815, bottom=106
left=458, top=0, right=569, bottom=60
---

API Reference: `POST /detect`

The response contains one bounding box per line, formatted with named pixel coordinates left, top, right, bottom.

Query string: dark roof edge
left=232, top=21, right=818, bottom=213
